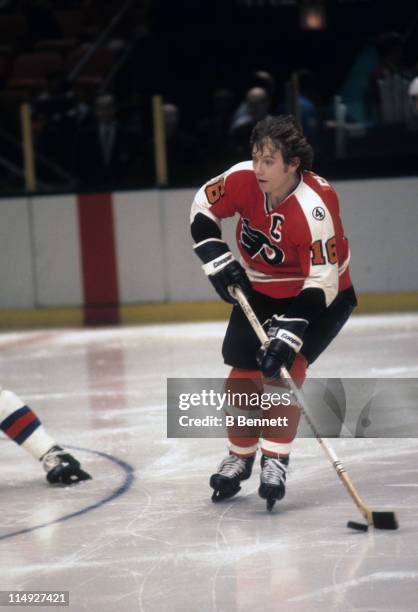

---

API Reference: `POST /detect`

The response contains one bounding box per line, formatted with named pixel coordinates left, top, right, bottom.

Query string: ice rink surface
left=1, top=312, right=418, bottom=612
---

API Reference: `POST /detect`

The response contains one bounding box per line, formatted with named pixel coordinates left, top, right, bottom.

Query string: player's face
left=252, top=142, right=299, bottom=198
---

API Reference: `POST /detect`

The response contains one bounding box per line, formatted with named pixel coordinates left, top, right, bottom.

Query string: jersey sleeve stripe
left=338, top=252, right=351, bottom=276
left=190, top=198, right=221, bottom=225
left=296, top=182, right=339, bottom=306
left=193, top=237, right=226, bottom=250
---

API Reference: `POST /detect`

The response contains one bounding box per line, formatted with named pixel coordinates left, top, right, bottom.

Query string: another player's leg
left=210, top=368, right=261, bottom=502
left=41, top=445, right=91, bottom=485
left=258, top=354, right=307, bottom=510
left=0, top=388, right=91, bottom=485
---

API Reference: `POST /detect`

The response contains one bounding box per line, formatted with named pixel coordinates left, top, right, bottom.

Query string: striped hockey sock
left=0, top=389, right=56, bottom=460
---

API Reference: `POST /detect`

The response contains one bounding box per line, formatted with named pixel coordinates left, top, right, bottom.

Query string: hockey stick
left=230, top=285, right=398, bottom=531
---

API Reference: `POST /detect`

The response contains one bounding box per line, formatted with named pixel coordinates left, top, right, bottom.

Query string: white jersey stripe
left=229, top=442, right=259, bottom=455
left=190, top=200, right=220, bottom=226
left=338, top=252, right=350, bottom=276
left=260, top=439, right=293, bottom=455
left=295, top=182, right=339, bottom=306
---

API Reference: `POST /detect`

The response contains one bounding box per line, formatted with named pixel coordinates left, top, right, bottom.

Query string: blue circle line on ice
left=0, top=445, right=135, bottom=542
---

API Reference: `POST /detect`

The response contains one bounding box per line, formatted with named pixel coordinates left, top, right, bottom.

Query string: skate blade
left=266, top=499, right=276, bottom=512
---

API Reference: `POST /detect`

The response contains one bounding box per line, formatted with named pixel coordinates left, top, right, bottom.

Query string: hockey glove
left=194, top=239, right=251, bottom=304
left=204, top=254, right=251, bottom=304
left=256, top=316, right=308, bottom=379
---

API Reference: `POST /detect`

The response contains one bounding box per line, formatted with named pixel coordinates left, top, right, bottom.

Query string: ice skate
left=42, top=445, right=92, bottom=485
left=258, top=455, right=288, bottom=511
left=210, top=454, right=255, bottom=502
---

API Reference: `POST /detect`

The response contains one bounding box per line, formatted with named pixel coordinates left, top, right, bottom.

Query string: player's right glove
left=204, top=252, right=251, bottom=304
left=256, top=315, right=308, bottom=379
left=194, top=239, right=251, bottom=304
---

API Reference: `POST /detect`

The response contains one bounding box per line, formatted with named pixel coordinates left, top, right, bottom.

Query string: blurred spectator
left=147, top=102, right=203, bottom=186
left=407, top=76, right=418, bottom=130
left=408, top=77, right=418, bottom=112
left=289, top=69, right=321, bottom=147
left=231, top=70, right=276, bottom=126
left=120, top=92, right=145, bottom=137
left=35, top=72, right=93, bottom=124
left=373, top=32, right=405, bottom=81
left=72, top=81, right=94, bottom=128
left=228, top=86, right=272, bottom=161
left=35, top=71, right=86, bottom=122
left=365, top=32, right=406, bottom=122
left=74, top=93, right=138, bottom=191
left=230, top=87, right=272, bottom=132
left=196, top=88, right=235, bottom=172
left=34, top=72, right=81, bottom=174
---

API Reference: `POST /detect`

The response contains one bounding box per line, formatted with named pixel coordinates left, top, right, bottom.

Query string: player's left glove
left=256, top=316, right=308, bottom=379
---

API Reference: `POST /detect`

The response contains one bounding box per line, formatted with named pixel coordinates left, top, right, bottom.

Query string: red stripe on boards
left=77, top=193, right=120, bottom=325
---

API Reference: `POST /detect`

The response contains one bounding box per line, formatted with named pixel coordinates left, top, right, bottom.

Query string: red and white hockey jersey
left=191, top=161, right=352, bottom=306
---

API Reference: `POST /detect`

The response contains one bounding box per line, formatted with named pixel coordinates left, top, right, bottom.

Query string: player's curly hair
left=250, top=115, right=314, bottom=171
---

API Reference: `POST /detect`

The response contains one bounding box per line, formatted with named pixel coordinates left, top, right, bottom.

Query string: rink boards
left=0, top=177, right=417, bottom=324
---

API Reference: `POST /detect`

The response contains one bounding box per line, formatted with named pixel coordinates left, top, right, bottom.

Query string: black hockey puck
left=347, top=520, right=368, bottom=532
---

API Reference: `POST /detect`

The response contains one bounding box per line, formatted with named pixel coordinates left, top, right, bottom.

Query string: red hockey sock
left=226, top=368, right=263, bottom=456
left=260, top=353, right=308, bottom=456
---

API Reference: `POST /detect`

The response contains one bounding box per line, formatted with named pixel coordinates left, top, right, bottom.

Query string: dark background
left=146, top=0, right=418, bottom=121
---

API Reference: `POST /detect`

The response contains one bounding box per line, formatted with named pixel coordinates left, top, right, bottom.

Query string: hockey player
left=0, top=387, right=91, bottom=485
left=191, top=115, right=356, bottom=510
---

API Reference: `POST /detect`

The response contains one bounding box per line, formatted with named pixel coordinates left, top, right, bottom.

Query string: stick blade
left=372, top=511, right=399, bottom=530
